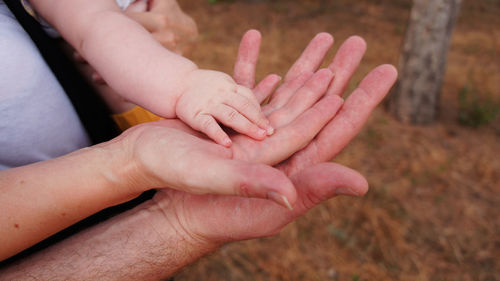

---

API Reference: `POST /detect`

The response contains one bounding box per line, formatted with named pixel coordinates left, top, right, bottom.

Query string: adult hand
left=125, top=0, right=198, bottom=55
left=116, top=38, right=344, bottom=207
left=116, top=122, right=298, bottom=209
left=143, top=30, right=398, bottom=245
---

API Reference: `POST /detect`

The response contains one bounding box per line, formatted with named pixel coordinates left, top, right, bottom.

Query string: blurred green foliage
left=458, top=85, right=499, bottom=128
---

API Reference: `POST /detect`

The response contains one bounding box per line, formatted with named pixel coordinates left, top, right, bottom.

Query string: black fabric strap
left=4, top=0, right=120, bottom=144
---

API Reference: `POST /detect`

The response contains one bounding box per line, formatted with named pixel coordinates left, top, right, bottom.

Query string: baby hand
left=176, top=69, right=273, bottom=146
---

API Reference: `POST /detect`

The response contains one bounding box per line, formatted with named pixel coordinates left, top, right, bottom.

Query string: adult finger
left=167, top=156, right=298, bottom=210
left=176, top=162, right=368, bottom=243
left=202, top=159, right=297, bottom=210
left=265, top=32, right=333, bottom=115
left=289, top=162, right=369, bottom=213
left=259, top=162, right=369, bottom=219
left=253, top=74, right=281, bottom=103
left=326, top=36, right=367, bottom=97
left=268, top=68, right=334, bottom=127
left=271, top=35, right=363, bottom=112
left=263, top=71, right=314, bottom=115
left=249, top=94, right=343, bottom=166
left=284, top=32, right=334, bottom=82
left=287, top=64, right=398, bottom=173
left=233, top=29, right=262, bottom=88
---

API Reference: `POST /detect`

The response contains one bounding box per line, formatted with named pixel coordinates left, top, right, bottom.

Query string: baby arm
left=30, top=0, right=270, bottom=145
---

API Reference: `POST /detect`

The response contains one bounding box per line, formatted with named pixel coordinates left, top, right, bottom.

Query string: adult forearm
left=0, top=142, right=139, bottom=261
left=0, top=199, right=217, bottom=280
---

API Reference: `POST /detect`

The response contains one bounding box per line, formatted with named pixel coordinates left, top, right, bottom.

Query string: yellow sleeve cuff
left=112, top=106, right=163, bottom=131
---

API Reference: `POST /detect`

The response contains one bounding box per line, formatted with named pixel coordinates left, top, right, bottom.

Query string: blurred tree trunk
left=388, top=0, right=462, bottom=124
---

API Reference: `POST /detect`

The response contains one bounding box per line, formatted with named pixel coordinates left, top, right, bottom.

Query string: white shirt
left=0, top=2, right=91, bottom=169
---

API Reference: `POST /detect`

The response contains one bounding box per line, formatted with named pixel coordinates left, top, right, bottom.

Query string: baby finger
left=230, top=88, right=274, bottom=135
left=214, top=104, right=268, bottom=141
left=194, top=114, right=232, bottom=147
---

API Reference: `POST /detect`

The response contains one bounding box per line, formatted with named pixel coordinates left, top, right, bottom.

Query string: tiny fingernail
left=334, top=187, right=358, bottom=196
left=257, top=129, right=267, bottom=136
left=266, top=125, right=274, bottom=136
left=267, top=191, right=293, bottom=210
left=223, top=138, right=232, bottom=147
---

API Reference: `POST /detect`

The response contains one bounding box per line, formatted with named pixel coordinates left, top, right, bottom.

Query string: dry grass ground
left=174, top=0, right=500, bottom=280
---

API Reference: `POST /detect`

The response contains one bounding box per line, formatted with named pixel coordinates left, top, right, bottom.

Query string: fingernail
left=223, top=138, right=232, bottom=147
left=334, top=187, right=358, bottom=196
left=257, top=128, right=267, bottom=136
left=266, top=125, right=274, bottom=136
left=267, top=191, right=293, bottom=210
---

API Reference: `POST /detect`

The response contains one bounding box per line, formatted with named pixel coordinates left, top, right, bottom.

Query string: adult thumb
left=186, top=158, right=297, bottom=210
left=289, top=162, right=369, bottom=214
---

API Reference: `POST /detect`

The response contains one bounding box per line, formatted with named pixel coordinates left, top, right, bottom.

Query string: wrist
left=91, top=135, right=146, bottom=201
left=150, top=191, right=222, bottom=250
left=141, top=191, right=221, bottom=274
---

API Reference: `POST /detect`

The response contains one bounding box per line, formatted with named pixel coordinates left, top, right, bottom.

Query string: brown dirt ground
left=174, top=0, right=500, bottom=280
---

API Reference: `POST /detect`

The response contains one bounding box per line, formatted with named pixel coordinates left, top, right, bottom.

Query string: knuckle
left=226, top=108, right=239, bottom=122
left=239, top=98, right=253, bottom=111
left=235, top=172, right=252, bottom=197
left=237, top=182, right=251, bottom=197
left=199, top=116, right=214, bottom=131
left=300, top=191, right=321, bottom=210
left=237, top=85, right=254, bottom=97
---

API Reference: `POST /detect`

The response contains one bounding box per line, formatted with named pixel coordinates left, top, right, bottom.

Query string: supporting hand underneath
left=125, top=30, right=398, bottom=245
